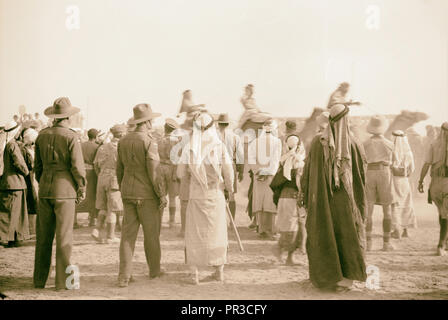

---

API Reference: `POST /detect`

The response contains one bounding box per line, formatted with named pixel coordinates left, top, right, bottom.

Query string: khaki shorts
left=430, top=177, right=448, bottom=219
left=366, top=168, right=394, bottom=205
left=96, top=174, right=124, bottom=212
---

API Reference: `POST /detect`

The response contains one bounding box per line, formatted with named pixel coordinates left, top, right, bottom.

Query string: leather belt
left=367, top=162, right=389, bottom=170
left=84, top=163, right=94, bottom=170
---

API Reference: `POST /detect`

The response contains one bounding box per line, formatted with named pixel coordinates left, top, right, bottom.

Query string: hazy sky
left=0, top=0, right=447, bottom=131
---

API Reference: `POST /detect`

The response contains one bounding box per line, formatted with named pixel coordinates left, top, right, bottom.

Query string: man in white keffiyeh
left=271, top=134, right=307, bottom=265
left=390, top=130, right=417, bottom=240
left=178, top=112, right=234, bottom=284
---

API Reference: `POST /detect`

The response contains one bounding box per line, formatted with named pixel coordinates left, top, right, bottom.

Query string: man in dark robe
left=301, top=104, right=367, bottom=291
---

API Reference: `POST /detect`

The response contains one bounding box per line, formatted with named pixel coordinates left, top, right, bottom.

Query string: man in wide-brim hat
left=33, top=97, right=87, bottom=290
left=116, top=103, right=167, bottom=287
left=216, top=113, right=244, bottom=221
left=363, top=114, right=395, bottom=252
left=157, top=118, right=182, bottom=230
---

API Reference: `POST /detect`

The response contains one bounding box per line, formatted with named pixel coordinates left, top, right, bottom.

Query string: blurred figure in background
left=248, top=118, right=282, bottom=240
left=0, top=121, right=29, bottom=248
left=79, top=128, right=101, bottom=227
left=91, top=124, right=127, bottom=244
left=158, top=118, right=181, bottom=228
left=270, top=134, right=306, bottom=265
left=326, top=82, right=361, bottom=109
left=216, top=113, right=244, bottom=220
left=0, top=125, right=6, bottom=177
left=390, top=130, right=417, bottom=239
left=19, top=128, right=39, bottom=237
left=418, top=122, right=448, bottom=256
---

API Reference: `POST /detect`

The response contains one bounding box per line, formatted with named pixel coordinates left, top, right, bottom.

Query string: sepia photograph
left=0, top=0, right=447, bottom=308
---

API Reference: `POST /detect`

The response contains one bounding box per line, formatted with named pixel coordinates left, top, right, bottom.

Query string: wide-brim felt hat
left=367, top=115, right=389, bottom=135
left=217, top=113, right=230, bottom=124
left=44, top=97, right=80, bottom=119
left=110, top=124, right=127, bottom=135
left=128, top=103, right=161, bottom=125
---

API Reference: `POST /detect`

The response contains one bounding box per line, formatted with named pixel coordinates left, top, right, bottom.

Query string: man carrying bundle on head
left=158, top=118, right=181, bottom=229
left=327, top=82, right=361, bottom=109
left=363, top=115, right=395, bottom=251
left=418, top=122, right=448, bottom=256
left=91, top=124, right=127, bottom=244
left=301, top=104, right=367, bottom=292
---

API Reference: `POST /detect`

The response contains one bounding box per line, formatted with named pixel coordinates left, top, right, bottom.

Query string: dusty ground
left=1, top=191, right=447, bottom=300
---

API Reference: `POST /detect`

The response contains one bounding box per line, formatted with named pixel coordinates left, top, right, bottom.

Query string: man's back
left=81, top=141, right=99, bottom=165
left=363, top=135, right=394, bottom=164
left=35, top=124, right=86, bottom=199
left=117, top=130, right=159, bottom=199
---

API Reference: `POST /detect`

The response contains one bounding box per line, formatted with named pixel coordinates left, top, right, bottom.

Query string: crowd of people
left=0, top=83, right=447, bottom=293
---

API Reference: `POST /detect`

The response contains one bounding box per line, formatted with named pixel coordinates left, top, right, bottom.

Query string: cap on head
left=110, top=124, right=127, bottom=137
left=87, top=128, right=99, bottom=140
left=285, top=120, right=297, bottom=131
left=165, top=118, right=180, bottom=131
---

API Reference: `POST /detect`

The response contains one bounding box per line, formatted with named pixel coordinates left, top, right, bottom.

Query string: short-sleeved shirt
left=363, top=136, right=394, bottom=164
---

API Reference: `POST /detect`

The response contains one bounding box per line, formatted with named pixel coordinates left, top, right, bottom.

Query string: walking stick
left=225, top=202, right=244, bottom=252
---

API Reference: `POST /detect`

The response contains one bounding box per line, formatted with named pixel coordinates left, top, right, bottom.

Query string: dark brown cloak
left=301, top=135, right=367, bottom=289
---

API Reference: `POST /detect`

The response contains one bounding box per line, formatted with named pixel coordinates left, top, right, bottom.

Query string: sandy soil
left=1, top=191, right=447, bottom=300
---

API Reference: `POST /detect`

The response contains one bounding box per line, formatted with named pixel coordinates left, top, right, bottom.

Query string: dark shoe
left=401, top=229, right=409, bottom=238
left=118, top=279, right=129, bottom=287
left=34, top=284, right=45, bottom=289
left=6, top=241, right=15, bottom=248
left=285, top=254, right=295, bottom=266
left=437, top=246, right=446, bottom=256
left=150, top=270, right=166, bottom=280
left=391, top=230, right=401, bottom=239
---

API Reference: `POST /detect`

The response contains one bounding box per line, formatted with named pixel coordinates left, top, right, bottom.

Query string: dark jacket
left=0, top=140, right=29, bottom=190
left=34, top=123, right=86, bottom=199
left=117, top=128, right=165, bottom=200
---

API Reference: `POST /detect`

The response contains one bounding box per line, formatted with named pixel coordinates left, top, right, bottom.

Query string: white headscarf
left=5, top=121, right=20, bottom=144
left=280, top=135, right=306, bottom=180
left=392, top=133, right=415, bottom=175
left=188, top=113, right=227, bottom=191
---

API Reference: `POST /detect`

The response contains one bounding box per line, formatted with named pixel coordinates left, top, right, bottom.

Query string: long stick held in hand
left=226, top=202, right=244, bottom=252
